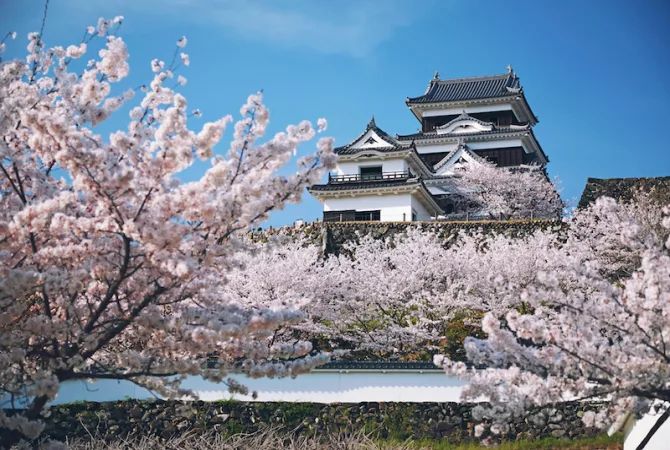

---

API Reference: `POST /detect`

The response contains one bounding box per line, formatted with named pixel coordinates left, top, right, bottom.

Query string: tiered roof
left=396, top=111, right=532, bottom=142
left=398, top=126, right=532, bottom=141
left=406, top=71, right=522, bottom=104
left=334, top=117, right=409, bottom=155
left=406, top=69, right=538, bottom=124
left=431, top=141, right=486, bottom=174
left=309, top=178, right=423, bottom=193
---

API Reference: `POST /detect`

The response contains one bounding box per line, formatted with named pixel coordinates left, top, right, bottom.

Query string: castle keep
left=309, top=68, right=548, bottom=222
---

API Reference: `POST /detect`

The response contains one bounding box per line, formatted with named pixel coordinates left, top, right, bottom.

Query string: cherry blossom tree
left=451, top=161, right=563, bottom=220
left=314, top=230, right=447, bottom=356
left=568, top=190, right=668, bottom=280
left=214, top=222, right=562, bottom=361
left=0, top=18, right=335, bottom=446
left=311, top=226, right=562, bottom=358
left=435, top=196, right=670, bottom=446
left=221, top=235, right=327, bottom=357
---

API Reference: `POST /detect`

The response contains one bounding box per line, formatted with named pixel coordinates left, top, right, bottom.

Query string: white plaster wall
left=336, top=161, right=361, bottom=175
left=380, top=159, right=407, bottom=173
left=323, top=194, right=413, bottom=222
left=51, top=372, right=466, bottom=404
left=335, top=159, right=407, bottom=176
left=624, top=403, right=670, bottom=450
left=411, top=194, right=432, bottom=220
left=423, top=103, right=512, bottom=117
left=414, top=142, right=458, bottom=154
left=467, top=139, right=525, bottom=151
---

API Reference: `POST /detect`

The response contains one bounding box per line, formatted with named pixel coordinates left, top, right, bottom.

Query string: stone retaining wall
left=40, top=400, right=601, bottom=443
left=251, top=219, right=564, bottom=255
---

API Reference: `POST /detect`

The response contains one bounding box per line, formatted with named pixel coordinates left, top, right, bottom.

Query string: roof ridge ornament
left=506, top=64, right=514, bottom=74
left=506, top=85, right=521, bottom=94
left=367, top=116, right=376, bottom=128
left=433, top=71, right=440, bottom=80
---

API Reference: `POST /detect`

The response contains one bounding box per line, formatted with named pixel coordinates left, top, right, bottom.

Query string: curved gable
left=434, top=142, right=486, bottom=176
left=436, top=113, right=494, bottom=135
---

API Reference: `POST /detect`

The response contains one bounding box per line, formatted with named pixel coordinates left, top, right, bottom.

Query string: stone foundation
left=39, top=400, right=601, bottom=443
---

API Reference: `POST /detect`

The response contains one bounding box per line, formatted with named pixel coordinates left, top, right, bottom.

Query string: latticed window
left=323, top=210, right=380, bottom=222
left=359, top=166, right=382, bottom=180
left=354, top=210, right=380, bottom=221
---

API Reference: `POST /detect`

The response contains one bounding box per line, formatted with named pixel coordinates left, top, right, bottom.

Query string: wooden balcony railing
left=328, top=171, right=411, bottom=184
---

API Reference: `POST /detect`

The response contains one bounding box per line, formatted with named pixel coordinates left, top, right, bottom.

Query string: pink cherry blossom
left=449, top=161, right=563, bottom=219
left=435, top=194, right=670, bottom=442
left=0, top=18, right=335, bottom=446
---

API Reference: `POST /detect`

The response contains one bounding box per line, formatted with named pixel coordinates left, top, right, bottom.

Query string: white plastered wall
left=414, top=142, right=458, bottom=155
left=323, top=193, right=414, bottom=222
left=336, top=158, right=408, bottom=175
left=50, top=372, right=467, bottom=404
left=411, top=194, right=433, bottom=221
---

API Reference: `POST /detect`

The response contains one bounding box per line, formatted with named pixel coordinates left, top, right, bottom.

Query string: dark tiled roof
left=578, top=176, right=670, bottom=209
left=397, top=125, right=529, bottom=141
left=417, top=152, right=451, bottom=168
left=407, top=72, right=521, bottom=104
left=336, top=117, right=405, bottom=155
left=316, top=360, right=439, bottom=371
left=336, top=144, right=411, bottom=155
left=309, top=178, right=422, bottom=192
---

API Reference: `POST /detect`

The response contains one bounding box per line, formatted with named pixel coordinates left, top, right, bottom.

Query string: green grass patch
left=377, top=432, right=623, bottom=449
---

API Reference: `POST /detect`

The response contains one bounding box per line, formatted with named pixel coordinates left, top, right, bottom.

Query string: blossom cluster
left=434, top=195, right=670, bottom=439
left=447, top=161, right=564, bottom=219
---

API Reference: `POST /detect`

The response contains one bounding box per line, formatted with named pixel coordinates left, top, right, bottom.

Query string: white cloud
left=71, top=0, right=430, bottom=57
left=198, top=0, right=418, bottom=57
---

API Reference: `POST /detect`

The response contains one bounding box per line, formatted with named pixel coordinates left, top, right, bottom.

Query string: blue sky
left=2, top=0, right=669, bottom=226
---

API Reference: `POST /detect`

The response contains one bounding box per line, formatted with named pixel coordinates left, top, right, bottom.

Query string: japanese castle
left=309, top=68, right=548, bottom=222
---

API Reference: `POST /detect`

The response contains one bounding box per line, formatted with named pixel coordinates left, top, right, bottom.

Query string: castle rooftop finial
left=368, top=115, right=376, bottom=128
left=506, top=64, right=514, bottom=74
left=433, top=70, right=440, bottom=80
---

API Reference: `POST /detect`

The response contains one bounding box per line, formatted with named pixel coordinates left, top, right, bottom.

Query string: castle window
left=354, top=210, right=381, bottom=221
left=324, top=210, right=380, bottom=222
left=360, top=166, right=382, bottom=180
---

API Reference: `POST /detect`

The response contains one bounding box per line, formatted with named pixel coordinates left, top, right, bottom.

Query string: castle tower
left=309, top=69, right=548, bottom=222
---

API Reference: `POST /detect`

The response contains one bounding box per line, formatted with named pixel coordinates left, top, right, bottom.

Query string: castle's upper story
left=405, top=68, right=538, bottom=129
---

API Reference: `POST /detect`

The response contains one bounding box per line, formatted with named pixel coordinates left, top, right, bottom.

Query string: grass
left=57, top=429, right=623, bottom=450
left=379, top=432, right=623, bottom=449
